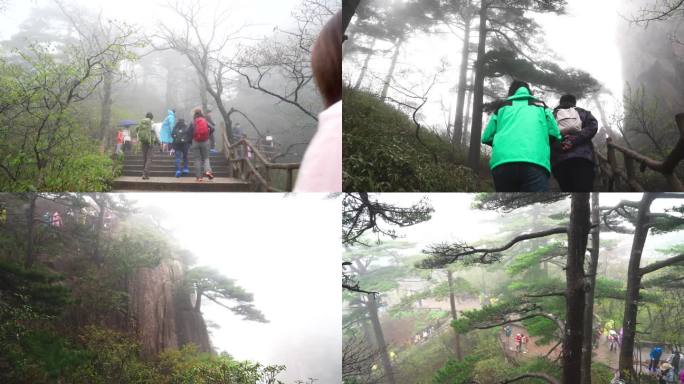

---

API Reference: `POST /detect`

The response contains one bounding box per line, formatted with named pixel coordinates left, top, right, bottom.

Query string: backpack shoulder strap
left=493, top=100, right=513, bottom=116
left=528, top=100, right=548, bottom=109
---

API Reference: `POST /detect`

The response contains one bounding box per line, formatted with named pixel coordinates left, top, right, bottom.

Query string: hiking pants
left=141, top=142, right=153, bottom=178
left=174, top=143, right=190, bottom=172
left=192, top=140, right=212, bottom=178
left=649, top=358, right=660, bottom=372
left=492, top=162, right=549, bottom=192
left=552, top=158, right=595, bottom=192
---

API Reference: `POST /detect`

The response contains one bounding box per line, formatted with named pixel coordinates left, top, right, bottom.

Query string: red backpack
left=193, top=117, right=210, bottom=142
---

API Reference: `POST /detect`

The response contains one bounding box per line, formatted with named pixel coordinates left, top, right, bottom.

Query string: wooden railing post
left=606, top=138, right=617, bottom=191
left=286, top=169, right=294, bottom=191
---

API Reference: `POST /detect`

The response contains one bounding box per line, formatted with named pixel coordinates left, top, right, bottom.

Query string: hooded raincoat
left=482, top=87, right=561, bottom=173
left=160, top=110, right=175, bottom=144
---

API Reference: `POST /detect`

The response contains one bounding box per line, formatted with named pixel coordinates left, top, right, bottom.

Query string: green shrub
left=343, top=87, right=492, bottom=191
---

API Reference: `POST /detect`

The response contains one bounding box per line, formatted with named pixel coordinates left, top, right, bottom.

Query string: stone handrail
left=595, top=113, right=684, bottom=191
left=222, top=133, right=300, bottom=192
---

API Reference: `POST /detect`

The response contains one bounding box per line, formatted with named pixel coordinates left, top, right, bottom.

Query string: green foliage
left=0, top=46, right=120, bottom=191
left=159, top=345, right=286, bottom=384
left=359, top=265, right=411, bottom=293
left=343, top=88, right=490, bottom=192
left=432, top=355, right=479, bottom=384
left=484, top=48, right=601, bottom=99
left=505, top=242, right=564, bottom=275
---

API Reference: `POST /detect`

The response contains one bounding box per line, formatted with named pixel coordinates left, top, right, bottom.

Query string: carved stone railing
left=595, top=113, right=684, bottom=191
left=223, top=134, right=300, bottom=192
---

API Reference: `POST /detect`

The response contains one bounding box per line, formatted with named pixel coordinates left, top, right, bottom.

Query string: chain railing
left=595, top=113, right=684, bottom=191
left=222, top=133, right=300, bottom=192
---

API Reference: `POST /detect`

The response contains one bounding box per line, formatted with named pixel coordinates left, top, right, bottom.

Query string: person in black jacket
left=551, top=94, right=599, bottom=192
left=171, top=118, right=192, bottom=177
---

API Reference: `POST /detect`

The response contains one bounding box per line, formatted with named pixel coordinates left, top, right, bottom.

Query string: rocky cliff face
left=618, top=1, right=684, bottom=117
left=127, top=259, right=212, bottom=356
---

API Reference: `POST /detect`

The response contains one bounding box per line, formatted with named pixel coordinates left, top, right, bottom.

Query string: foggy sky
left=123, top=193, right=341, bottom=384
left=345, top=0, right=623, bottom=130
left=1, top=0, right=305, bottom=41
left=371, top=193, right=684, bottom=263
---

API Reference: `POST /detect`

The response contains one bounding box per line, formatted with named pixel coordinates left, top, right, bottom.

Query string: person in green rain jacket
left=482, top=80, right=562, bottom=192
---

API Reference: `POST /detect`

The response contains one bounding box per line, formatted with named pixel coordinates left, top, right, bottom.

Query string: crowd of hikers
left=110, top=10, right=342, bottom=191
left=502, top=325, right=530, bottom=354
left=124, top=107, right=219, bottom=182
left=649, top=347, right=684, bottom=384
left=482, top=79, right=599, bottom=192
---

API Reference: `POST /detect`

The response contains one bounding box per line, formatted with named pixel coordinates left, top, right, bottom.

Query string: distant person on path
left=609, top=330, right=618, bottom=352
left=651, top=346, right=664, bottom=372
left=116, top=129, right=124, bottom=155
left=135, top=112, right=156, bottom=180
left=482, top=80, right=561, bottom=192
left=659, top=362, right=675, bottom=384
left=522, top=334, right=529, bottom=354
left=550, top=94, right=599, bottom=191
left=171, top=118, right=191, bottom=178
left=189, top=108, right=214, bottom=182
left=504, top=325, right=512, bottom=349
left=294, top=11, right=342, bottom=192
left=515, top=333, right=522, bottom=353
left=670, top=351, right=683, bottom=377
left=161, top=109, right=175, bottom=153
left=123, top=128, right=132, bottom=152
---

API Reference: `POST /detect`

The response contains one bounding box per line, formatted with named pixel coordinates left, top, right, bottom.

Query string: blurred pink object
left=294, top=100, right=342, bottom=192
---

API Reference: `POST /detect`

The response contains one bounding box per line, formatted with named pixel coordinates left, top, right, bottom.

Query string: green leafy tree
left=184, top=266, right=267, bottom=323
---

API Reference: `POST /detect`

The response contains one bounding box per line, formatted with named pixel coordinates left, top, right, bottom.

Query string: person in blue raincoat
left=160, top=109, right=176, bottom=153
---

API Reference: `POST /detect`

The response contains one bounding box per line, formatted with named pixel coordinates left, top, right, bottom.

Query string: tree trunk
left=563, top=193, right=591, bottom=384
left=619, top=193, right=656, bottom=382
left=467, top=2, right=487, bottom=170
left=447, top=270, right=463, bottom=360
left=353, top=38, right=376, bottom=90
left=195, top=288, right=203, bottom=312
left=581, top=193, right=601, bottom=384
left=462, top=76, right=475, bottom=148
left=99, top=70, right=113, bottom=144
left=342, top=0, right=361, bottom=35
left=366, top=294, right=396, bottom=384
left=24, top=193, right=37, bottom=269
left=452, top=3, right=472, bottom=149
left=92, top=197, right=106, bottom=264
left=198, top=71, right=209, bottom=113
left=380, top=38, right=403, bottom=100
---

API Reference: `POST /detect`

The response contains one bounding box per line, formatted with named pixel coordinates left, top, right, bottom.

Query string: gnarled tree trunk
left=367, top=293, right=396, bottom=384
left=563, top=193, right=591, bottom=384
left=467, top=1, right=487, bottom=170
left=581, top=193, right=600, bottom=384
left=452, top=2, right=472, bottom=149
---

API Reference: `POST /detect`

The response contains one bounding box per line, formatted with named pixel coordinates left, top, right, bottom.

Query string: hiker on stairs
left=550, top=94, right=599, bottom=192
left=135, top=112, right=156, bottom=180
left=481, top=80, right=561, bottom=192
left=172, top=118, right=191, bottom=178
left=161, top=109, right=176, bottom=153
left=189, top=108, right=214, bottom=182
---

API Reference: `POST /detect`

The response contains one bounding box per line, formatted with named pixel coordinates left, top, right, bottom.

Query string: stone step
left=121, top=164, right=231, bottom=171
left=112, top=176, right=251, bottom=192
left=121, top=170, right=233, bottom=177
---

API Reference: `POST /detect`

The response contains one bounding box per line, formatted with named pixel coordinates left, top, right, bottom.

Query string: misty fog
left=1, top=0, right=339, bottom=163
left=127, top=193, right=342, bottom=383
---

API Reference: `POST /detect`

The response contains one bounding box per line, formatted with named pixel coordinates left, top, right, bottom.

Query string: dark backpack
left=193, top=117, right=209, bottom=142
left=173, top=122, right=189, bottom=145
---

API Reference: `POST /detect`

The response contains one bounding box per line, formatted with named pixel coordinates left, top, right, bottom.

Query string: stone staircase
left=112, top=150, right=251, bottom=192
